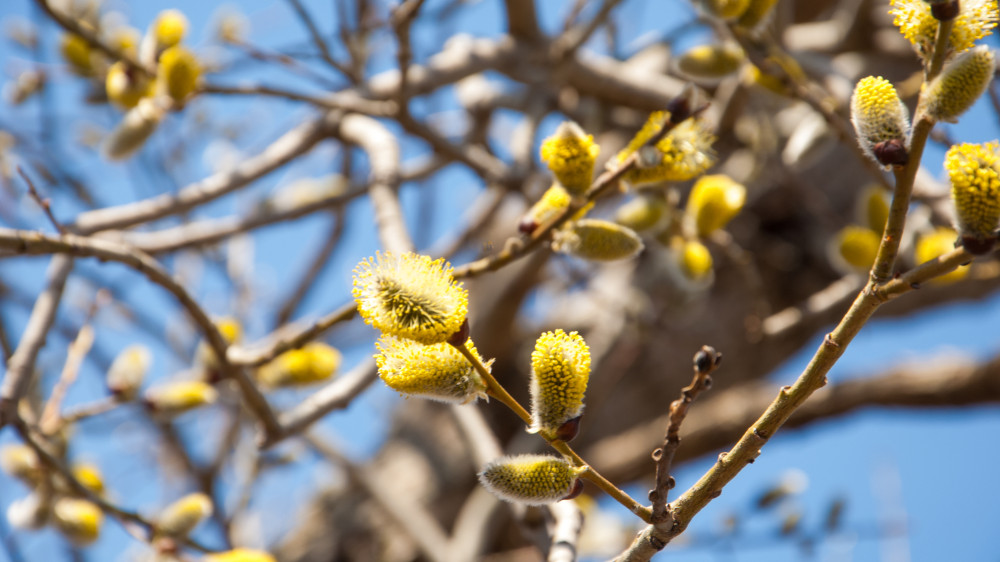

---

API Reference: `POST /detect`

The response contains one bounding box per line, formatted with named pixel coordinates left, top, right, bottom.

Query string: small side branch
left=19, top=167, right=66, bottom=234
left=649, top=346, right=722, bottom=523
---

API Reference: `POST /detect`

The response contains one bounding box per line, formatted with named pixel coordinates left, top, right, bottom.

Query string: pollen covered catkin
left=478, top=455, right=580, bottom=505
left=529, top=330, right=591, bottom=437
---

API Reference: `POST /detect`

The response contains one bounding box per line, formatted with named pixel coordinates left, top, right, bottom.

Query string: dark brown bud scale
left=694, top=349, right=713, bottom=373
left=960, top=234, right=997, bottom=256
left=562, top=479, right=584, bottom=501
left=446, top=318, right=471, bottom=347
left=555, top=415, right=582, bottom=442
left=518, top=218, right=538, bottom=235
left=872, top=139, right=909, bottom=167
left=930, top=0, right=960, bottom=21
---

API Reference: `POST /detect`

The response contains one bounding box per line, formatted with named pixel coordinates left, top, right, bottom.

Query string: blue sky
left=1, top=1, right=1000, bottom=561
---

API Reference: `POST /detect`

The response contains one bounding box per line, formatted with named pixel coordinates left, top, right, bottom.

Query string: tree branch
left=0, top=228, right=282, bottom=440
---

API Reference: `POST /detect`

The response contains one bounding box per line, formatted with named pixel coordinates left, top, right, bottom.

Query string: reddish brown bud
left=555, top=415, right=582, bottom=442
left=872, top=139, right=909, bottom=167
left=562, top=479, right=585, bottom=501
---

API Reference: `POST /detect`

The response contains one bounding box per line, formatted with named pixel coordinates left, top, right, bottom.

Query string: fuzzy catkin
left=478, top=455, right=578, bottom=505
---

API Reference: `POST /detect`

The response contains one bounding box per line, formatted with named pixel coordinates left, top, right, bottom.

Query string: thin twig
left=259, top=357, right=378, bottom=449
left=275, top=211, right=345, bottom=327
left=200, top=83, right=395, bottom=116
left=649, top=346, right=722, bottom=523
left=71, top=112, right=342, bottom=235
left=284, top=0, right=355, bottom=80
left=32, top=0, right=153, bottom=77
left=727, top=27, right=893, bottom=192
left=19, top=167, right=66, bottom=234
left=550, top=0, right=625, bottom=61
left=13, top=418, right=215, bottom=552
left=0, top=256, right=73, bottom=429
left=334, top=114, right=411, bottom=253
left=116, top=185, right=365, bottom=254
left=304, top=432, right=452, bottom=562
left=615, top=20, right=963, bottom=560
left=453, top=94, right=706, bottom=279
left=57, top=396, right=122, bottom=427
left=454, top=340, right=651, bottom=521
left=391, top=0, right=427, bottom=114
left=0, top=228, right=282, bottom=441
left=38, top=293, right=104, bottom=434
left=230, top=301, right=356, bottom=368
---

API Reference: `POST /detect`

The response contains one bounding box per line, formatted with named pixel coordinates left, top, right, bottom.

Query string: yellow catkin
left=154, top=9, right=189, bottom=49
left=106, top=62, right=153, bottom=110
left=157, top=45, right=201, bottom=106
left=375, top=336, right=488, bottom=404
left=704, top=0, right=751, bottom=20
left=60, top=34, right=95, bottom=76
left=520, top=183, right=594, bottom=233
left=0, top=444, right=39, bottom=483
left=618, top=116, right=716, bottom=186
left=945, top=141, right=1000, bottom=242
left=915, top=227, right=968, bottom=284
left=924, top=46, right=995, bottom=124
left=106, top=344, right=151, bottom=399
left=555, top=219, right=644, bottom=261
left=353, top=252, right=468, bottom=344
left=528, top=330, right=590, bottom=435
left=478, top=455, right=579, bottom=505
left=196, top=317, right=243, bottom=370
left=737, top=0, right=779, bottom=29
left=204, top=549, right=277, bottom=562
left=103, top=98, right=165, bottom=160
left=686, top=174, right=747, bottom=237
left=890, top=0, right=997, bottom=60
left=52, top=498, right=103, bottom=545
left=71, top=463, right=104, bottom=495
left=144, top=381, right=218, bottom=414
left=157, top=493, right=213, bottom=537
left=678, top=238, right=714, bottom=281
left=614, top=195, right=667, bottom=232
left=540, top=122, right=599, bottom=196
left=257, top=342, right=341, bottom=388
left=859, top=185, right=891, bottom=233
left=677, top=43, right=745, bottom=79
left=850, top=76, right=909, bottom=165
left=835, top=225, right=882, bottom=271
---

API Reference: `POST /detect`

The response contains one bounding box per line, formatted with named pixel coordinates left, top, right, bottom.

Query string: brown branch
left=649, top=346, right=721, bottom=523
left=453, top=93, right=705, bottom=279
left=107, top=185, right=365, bottom=254
left=333, top=114, right=411, bottom=253
left=200, top=83, right=395, bottom=116
left=0, top=255, right=73, bottom=429
left=0, top=228, right=282, bottom=441
left=391, top=0, right=427, bottom=112
left=259, top=358, right=377, bottom=449
left=32, top=0, right=153, bottom=77
left=503, top=0, right=541, bottom=41
left=13, top=418, right=214, bottom=552
left=589, top=346, right=1000, bottom=484
left=19, top=167, right=65, bottom=235
left=70, top=112, right=342, bottom=235
left=228, top=302, right=356, bottom=368
left=283, top=0, right=355, bottom=80
left=304, top=432, right=452, bottom=562
left=38, top=292, right=104, bottom=434
left=275, top=211, right=345, bottom=327
left=550, top=0, right=625, bottom=60
left=616, top=21, right=961, bottom=555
